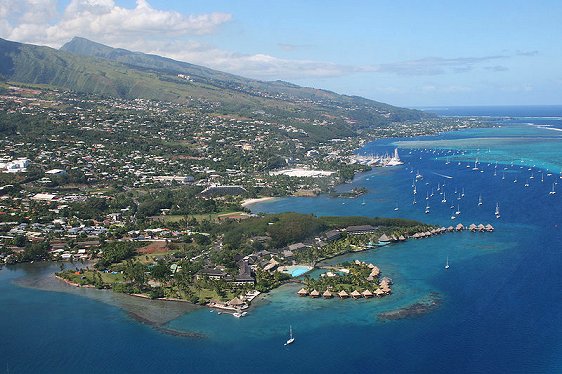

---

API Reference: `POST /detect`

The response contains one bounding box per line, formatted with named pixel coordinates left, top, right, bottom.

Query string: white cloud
left=0, top=1, right=539, bottom=82
left=2, top=0, right=231, bottom=46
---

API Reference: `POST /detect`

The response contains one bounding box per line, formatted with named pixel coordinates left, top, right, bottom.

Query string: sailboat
left=550, top=183, right=557, bottom=195
left=495, top=203, right=501, bottom=219
left=284, top=326, right=295, bottom=346
left=441, top=191, right=447, bottom=203
left=524, top=179, right=530, bottom=187
left=425, top=202, right=430, bottom=214
left=426, top=191, right=430, bottom=200
left=361, top=198, right=366, bottom=206
left=413, top=196, right=417, bottom=205
left=394, top=202, right=399, bottom=211
left=478, top=194, right=483, bottom=206
left=472, top=158, right=479, bottom=171
left=455, top=205, right=461, bottom=215
left=445, top=256, right=449, bottom=269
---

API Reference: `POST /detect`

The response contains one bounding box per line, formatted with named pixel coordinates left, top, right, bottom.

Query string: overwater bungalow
left=370, top=266, right=380, bottom=277
left=362, top=289, right=374, bottom=298
left=412, top=233, right=420, bottom=239
left=478, top=224, right=486, bottom=232
left=447, top=226, right=455, bottom=232
left=455, top=223, right=464, bottom=231
left=297, top=288, right=309, bottom=297
left=374, top=288, right=385, bottom=297
left=323, top=290, right=334, bottom=299
left=350, top=290, right=362, bottom=299
left=310, top=289, right=320, bottom=298
left=380, top=285, right=392, bottom=294
left=469, top=223, right=477, bottom=232
left=338, top=290, right=349, bottom=299
left=378, top=233, right=391, bottom=246
left=485, top=224, right=495, bottom=232
left=398, top=235, right=406, bottom=241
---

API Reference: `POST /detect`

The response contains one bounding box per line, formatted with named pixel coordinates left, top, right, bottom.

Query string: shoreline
left=241, top=196, right=277, bottom=207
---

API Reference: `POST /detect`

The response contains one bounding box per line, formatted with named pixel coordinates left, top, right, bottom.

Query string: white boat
left=412, top=196, right=417, bottom=205
left=415, top=170, right=423, bottom=180
left=550, top=183, right=556, bottom=195
left=478, top=194, right=483, bottom=206
left=472, top=158, right=479, bottom=171
left=495, top=203, right=501, bottom=219
left=524, top=180, right=529, bottom=187
left=386, top=148, right=404, bottom=167
left=455, top=205, right=461, bottom=215
left=445, top=256, right=449, bottom=269
left=284, top=326, right=295, bottom=346
left=425, top=203, right=430, bottom=214
left=441, top=192, right=447, bottom=203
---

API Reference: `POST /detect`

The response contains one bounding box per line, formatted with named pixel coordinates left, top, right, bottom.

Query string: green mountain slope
left=0, top=37, right=429, bottom=134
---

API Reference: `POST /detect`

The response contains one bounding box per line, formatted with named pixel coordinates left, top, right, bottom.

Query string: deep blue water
left=2, top=106, right=562, bottom=373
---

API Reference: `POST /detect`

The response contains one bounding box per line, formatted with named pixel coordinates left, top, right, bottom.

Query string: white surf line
left=432, top=172, right=454, bottom=179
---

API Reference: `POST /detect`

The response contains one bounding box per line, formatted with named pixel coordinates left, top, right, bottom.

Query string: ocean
left=1, top=106, right=562, bottom=373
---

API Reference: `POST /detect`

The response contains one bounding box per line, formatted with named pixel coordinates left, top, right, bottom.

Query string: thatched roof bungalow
left=362, top=289, right=374, bottom=298
left=456, top=223, right=464, bottom=231
left=310, top=289, right=320, bottom=298
left=338, top=290, right=349, bottom=299
left=323, top=290, right=334, bottom=299
left=378, top=233, right=391, bottom=243
left=350, top=290, right=362, bottom=299
left=228, top=297, right=245, bottom=307
left=297, top=288, right=309, bottom=297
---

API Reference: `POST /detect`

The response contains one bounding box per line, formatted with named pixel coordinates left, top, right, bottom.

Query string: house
left=200, top=185, right=248, bottom=197
left=345, top=225, right=378, bottom=235
left=323, top=229, right=341, bottom=242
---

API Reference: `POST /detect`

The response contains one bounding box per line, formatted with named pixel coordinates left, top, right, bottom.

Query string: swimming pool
left=283, top=265, right=313, bottom=277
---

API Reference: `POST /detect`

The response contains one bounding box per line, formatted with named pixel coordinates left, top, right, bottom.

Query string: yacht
left=478, top=194, right=483, bottom=206
left=550, top=183, right=556, bottom=195
left=285, top=326, right=295, bottom=346
left=495, top=203, right=501, bottom=219
left=445, top=256, right=449, bottom=270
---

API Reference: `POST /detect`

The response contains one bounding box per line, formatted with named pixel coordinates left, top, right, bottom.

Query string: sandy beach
left=241, top=196, right=276, bottom=207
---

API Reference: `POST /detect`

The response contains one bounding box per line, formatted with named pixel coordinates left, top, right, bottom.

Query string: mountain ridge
left=0, top=36, right=429, bottom=132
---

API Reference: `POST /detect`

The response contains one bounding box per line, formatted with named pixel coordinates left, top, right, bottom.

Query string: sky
left=1, top=0, right=561, bottom=107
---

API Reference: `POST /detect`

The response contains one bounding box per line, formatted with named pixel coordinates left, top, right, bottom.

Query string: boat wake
left=432, top=172, right=453, bottom=179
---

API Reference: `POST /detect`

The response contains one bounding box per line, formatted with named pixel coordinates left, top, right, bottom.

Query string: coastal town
left=0, top=84, right=490, bottom=314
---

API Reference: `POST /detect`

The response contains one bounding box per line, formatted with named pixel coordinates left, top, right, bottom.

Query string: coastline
left=241, top=196, right=277, bottom=208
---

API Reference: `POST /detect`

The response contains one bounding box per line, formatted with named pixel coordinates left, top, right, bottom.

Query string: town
left=0, top=84, right=484, bottom=311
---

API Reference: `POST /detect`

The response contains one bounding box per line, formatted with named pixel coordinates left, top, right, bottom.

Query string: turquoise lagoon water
left=2, top=106, right=562, bottom=373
